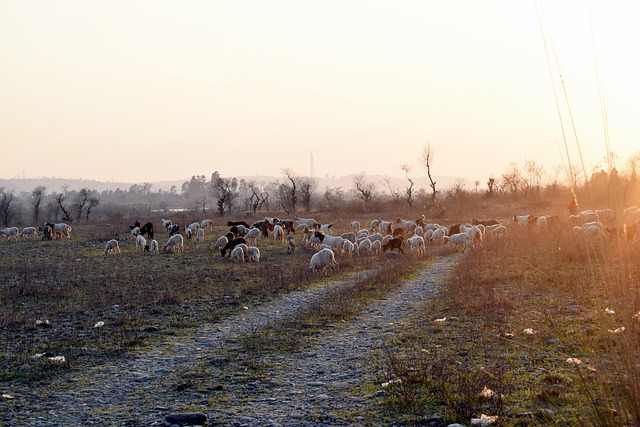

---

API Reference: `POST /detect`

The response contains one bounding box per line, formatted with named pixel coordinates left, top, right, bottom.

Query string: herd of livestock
left=2, top=205, right=640, bottom=274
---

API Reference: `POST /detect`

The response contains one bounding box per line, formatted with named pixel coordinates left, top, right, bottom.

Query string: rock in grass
left=165, top=412, right=207, bottom=425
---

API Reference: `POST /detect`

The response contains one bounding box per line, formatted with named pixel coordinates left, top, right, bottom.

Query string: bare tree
left=383, top=177, right=401, bottom=203
left=85, top=197, right=100, bottom=222
left=279, top=168, right=300, bottom=213
left=323, top=186, right=344, bottom=216
left=500, top=163, right=523, bottom=197
left=420, top=144, right=437, bottom=201
left=0, top=188, right=17, bottom=226
left=75, top=188, right=90, bottom=222
left=212, top=175, right=239, bottom=216
left=56, top=186, right=73, bottom=223
left=522, top=159, right=544, bottom=195
left=401, top=164, right=415, bottom=209
left=31, top=185, right=47, bottom=223
left=486, top=177, right=496, bottom=197
left=353, top=173, right=375, bottom=206
left=299, top=177, right=318, bottom=212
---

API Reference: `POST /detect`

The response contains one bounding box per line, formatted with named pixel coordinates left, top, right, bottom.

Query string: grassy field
left=1, top=204, right=639, bottom=426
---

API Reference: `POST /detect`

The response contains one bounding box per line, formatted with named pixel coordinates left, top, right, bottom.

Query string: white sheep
left=569, top=210, right=599, bottom=226
left=309, top=248, right=339, bottom=275
left=513, top=215, right=531, bottom=227
left=46, top=223, right=72, bottom=239
left=162, top=234, right=184, bottom=253
left=212, top=235, right=229, bottom=250
left=200, top=219, right=214, bottom=231
left=286, top=235, right=295, bottom=254
left=244, top=228, right=261, bottom=246
left=430, top=228, right=446, bottom=245
left=342, top=239, right=355, bottom=257
left=349, top=221, right=360, bottom=231
left=315, top=223, right=333, bottom=235
left=371, top=239, right=382, bottom=255
left=19, top=227, right=39, bottom=239
left=247, top=246, right=261, bottom=262
left=273, top=224, right=284, bottom=243
left=340, top=232, right=356, bottom=243
left=357, top=239, right=372, bottom=256
left=356, top=229, right=369, bottom=239
left=184, top=227, right=192, bottom=240
left=0, top=226, right=19, bottom=240
left=486, top=225, right=507, bottom=239
left=149, top=239, right=159, bottom=254
left=104, top=239, right=121, bottom=255
left=187, top=222, right=200, bottom=233
left=161, top=218, right=172, bottom=230
left=444, top=232, right=471, bottom=252
left=295, top=216, right=317, bottom=228
left=312, top=232, right=344, bottom=253
left=396, top=217, right=417, bottom=235
left=407, top=235, right=426, bottom=257
left=135, top=234, right=147, bottom=253
left=230, top=245, right=245, bottom=262
left=196, top=227, right=205, bottom=243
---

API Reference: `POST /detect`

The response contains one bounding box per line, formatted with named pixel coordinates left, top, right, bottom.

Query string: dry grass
left=375, top=221, right=640, bottom=425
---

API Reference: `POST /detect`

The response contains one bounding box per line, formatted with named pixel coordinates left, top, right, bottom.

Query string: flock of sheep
left=3, top=204, right=639, bottom=276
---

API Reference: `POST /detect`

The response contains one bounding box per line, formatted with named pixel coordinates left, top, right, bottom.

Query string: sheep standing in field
left=200, top=219, right=214, bottom=231
left=1, top=227, right=19, bottom=240
left=42, top=224, right=53, bottom=240
left=286, top=235, right=296, bottom=254
left=149, top=239, right=159, bottom=254
left=220, top=237, right=247, bottom=257
left=371, top=239, right=382, bottom=255
left=309, top=248, right=339, bottom=275
left=196, top=227, right=205, bottom=243
left=104, top=239, right=121, bottom=255
left=162, top=234, right=184, bottom=253
left=244, top=227, right=260, bottom=246
left=444, top=233, right=471, bottom=252
left=396, top=217, right=417, bottom=236
left=407, top=235, right=426, bottom=257
left=349, top=221, right=360, bottom=232
left=19, top=227, right=39, bottom=239
left=45, top=222, right=72, bottom=239
left=247, top=246, right=260, bottom=262
left=135, top=234, right=147, bottom=253
left=213, top=235, right=229, bottom=250
left=357, top=239, right=371, bottom=256
left=273, top=224, right=284, bottom=243
left=342, top=239, right=355, bottom=257
left=230, top=245, right=245, bottom=262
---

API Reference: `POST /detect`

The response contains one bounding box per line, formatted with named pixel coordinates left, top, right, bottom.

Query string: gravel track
left=7, top=254, right=459, bottom=427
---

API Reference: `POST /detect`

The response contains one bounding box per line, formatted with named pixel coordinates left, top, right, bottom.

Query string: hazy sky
left=1, top=1, right=639, bottom=184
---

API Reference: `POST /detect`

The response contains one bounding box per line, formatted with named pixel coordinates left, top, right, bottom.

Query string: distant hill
left=0, top=174, right=470, bottom=195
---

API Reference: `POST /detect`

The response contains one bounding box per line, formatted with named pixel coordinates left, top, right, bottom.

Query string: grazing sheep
left=342, top=239, right=355, bottom=257
left=357, top=239, right=372, bottom=256
left=513, top=215, right=531, bottom=227
left=312, top=231, right=344, bottom=253
left=220, top=237, right=247, bottom=257
left=340, top=232, right=356, bottom=243
left=42, top=224, right=53, bottom=240
left=349, top=221, right=360, bottom=231
left=309, top=248, right=339, bottom=275
left=183, top=227, right=192, bottom=240
left=430, top=228, right=446, bottom=245
left=45, top=222, right=72, bottom=239
left=486, top=225, right=507, bottom=239
left=471, top=218, right=500, bottom=227
left=407, top=235, right=426, bottom=257
left=135, top=234, right=147, bottom=253
left=247, top=246, right=261, bottom=262
left=227, top=220, right=250, bottom=228
left=371, top=239, right=382, bottom=255
left=378, top=218, right=393, bottom=235
left=149, top=239, right=159, bottom=254
left=286, top=235, right=296, bottom=254
left=444, top=233, right=471, bottom=252
left=167, top=224, right=180, bottom=236
left=162, top=234, right=184, bottom=253
left=200, top=219, right=214, bottom=231
left=212, top=235, right=229, bottom=250
left=382, top=237, right=404, bottom=253
left=273, top=224, right=285, bottom=243
left=295, top=216, right=317, bottom=228
left=569, top=210, right=599, bottom=226
left=315, top=223, right=333, bottom=235
left=104, top=239, right=121, bottom=255
left=396, top=217, right=417, bottom=235
left=244, top=227, right=261, bottom=246
left=196, top=227, right=205, bottom=243
left=230, top=245, right=245, bottom=263
left=161, top=218, right=172, bottom=230
left=131, top=222, right=154, bottom=239
left=19, top=227, right=39, bottom=239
